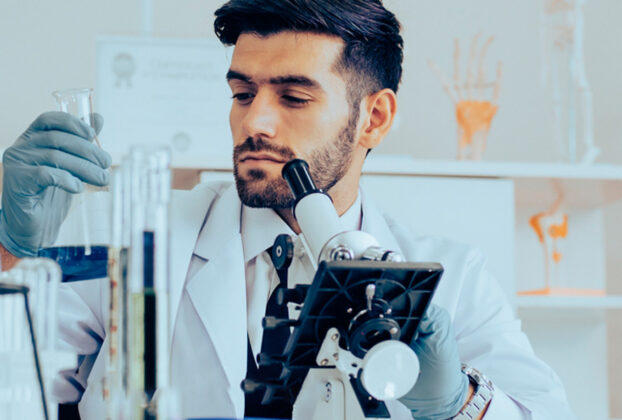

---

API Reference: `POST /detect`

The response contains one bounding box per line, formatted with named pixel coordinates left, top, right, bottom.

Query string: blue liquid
left=38, top=246, right=108, bottom=282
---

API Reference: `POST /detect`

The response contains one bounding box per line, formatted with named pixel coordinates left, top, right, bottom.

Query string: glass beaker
left=37, top=88, right=110, bottom=281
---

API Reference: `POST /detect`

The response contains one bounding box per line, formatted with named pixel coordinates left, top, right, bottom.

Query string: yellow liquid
left=129, top=292, right=145, bottom=393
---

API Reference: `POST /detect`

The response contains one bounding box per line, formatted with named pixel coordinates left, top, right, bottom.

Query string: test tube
left=124, top=146, right=176, bottom=419
left=126, top=149, right=147, bottom=419
left=147, top=149, right=172, bottom=398
left=104, top=168, right=131, bottom=419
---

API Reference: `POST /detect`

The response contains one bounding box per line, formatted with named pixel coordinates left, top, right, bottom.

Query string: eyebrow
left=226, top=69, right=322, bottom=90
left=226, top=69, right=252, bottom=83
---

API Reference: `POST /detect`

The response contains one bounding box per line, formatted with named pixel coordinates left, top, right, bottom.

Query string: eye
left=282, top=95, right=310, bottom=107
left=232, top=92, right=254, bottom=105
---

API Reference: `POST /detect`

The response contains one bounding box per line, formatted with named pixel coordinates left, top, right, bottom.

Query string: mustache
left=233, top=137, right=296, bottom=162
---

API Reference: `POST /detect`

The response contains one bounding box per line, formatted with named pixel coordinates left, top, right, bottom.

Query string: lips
left=239, top=153, right=286, bottom=163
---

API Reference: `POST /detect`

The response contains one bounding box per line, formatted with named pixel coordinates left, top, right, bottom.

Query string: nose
left=241, top=91, right=278, bottom=139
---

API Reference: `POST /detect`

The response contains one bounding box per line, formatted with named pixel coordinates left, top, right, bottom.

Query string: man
left=0, top=0, right=574, bottom=419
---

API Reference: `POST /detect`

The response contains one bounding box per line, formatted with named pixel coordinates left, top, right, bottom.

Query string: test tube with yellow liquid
left=113, top=146, right=178, bottom=419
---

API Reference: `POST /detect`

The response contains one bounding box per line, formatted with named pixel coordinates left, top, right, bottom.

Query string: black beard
left=232, top=112, right=358, bottom=209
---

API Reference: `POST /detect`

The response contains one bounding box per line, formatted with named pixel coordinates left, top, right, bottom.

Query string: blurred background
left=1, top=0, right=621, bottom=418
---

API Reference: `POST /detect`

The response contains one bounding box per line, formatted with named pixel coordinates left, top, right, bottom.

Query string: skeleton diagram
left=541, top=0, right=599, bottom=163
left=429, top=35, right=502, bottom=160
left=528, top=181, right=569, bottom=293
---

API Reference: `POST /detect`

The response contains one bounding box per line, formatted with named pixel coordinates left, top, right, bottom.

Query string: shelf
left=361, top=155, right=622, bottom=208
left=516, top=295, right=622, bottom=309
left=362, top=155, right=622, bottom=180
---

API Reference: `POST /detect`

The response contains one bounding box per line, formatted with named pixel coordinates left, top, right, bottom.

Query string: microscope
left=242, top=159, right=443, bottom=419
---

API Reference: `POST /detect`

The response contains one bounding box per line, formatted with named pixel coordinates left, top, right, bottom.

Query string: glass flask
left=38, top=88, right=110, bottom=282
left=51, top=88, right=101, bottom=148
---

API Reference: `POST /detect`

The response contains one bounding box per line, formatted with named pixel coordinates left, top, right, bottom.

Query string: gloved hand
left=399, top=304, right=469, bottom=420
left=0, top=111, right=111, bottom=258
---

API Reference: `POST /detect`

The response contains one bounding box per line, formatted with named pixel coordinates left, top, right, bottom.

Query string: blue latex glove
left=399, top=304, right=469, bottom=420
left=0, top=111, right=111, bottom=258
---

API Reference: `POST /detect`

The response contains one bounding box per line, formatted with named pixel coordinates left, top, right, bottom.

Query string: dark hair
left=214, top=0, right=403, bottom=104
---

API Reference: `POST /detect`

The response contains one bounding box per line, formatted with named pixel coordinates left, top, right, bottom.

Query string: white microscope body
left=282, top=160, right=421, bottom=420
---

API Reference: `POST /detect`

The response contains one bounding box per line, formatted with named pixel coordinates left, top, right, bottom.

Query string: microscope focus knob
left=257, top=352, right=287, bottom=366
left=271, top=234, right=294, bottom=271
left=241, top=378, right=264, bottom=393
left=262, top=316, right=299, bottom=329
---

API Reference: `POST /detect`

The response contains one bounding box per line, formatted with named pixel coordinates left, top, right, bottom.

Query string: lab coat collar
left=192, top=185, right=242, bottom=260
left=240, top=192, right=363, bottom=264
left=241, top=206, right=296, bottom=264
left=359, top=187, right=404, bottom=256
left=169, top=185, right=227, bottom=345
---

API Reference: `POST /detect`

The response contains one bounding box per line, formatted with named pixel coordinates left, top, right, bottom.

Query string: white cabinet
left=359, top=175, right=516, bottom=300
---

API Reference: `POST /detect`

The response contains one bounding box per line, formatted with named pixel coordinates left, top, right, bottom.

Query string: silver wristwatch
left=451, top=364, right=495, bottom=420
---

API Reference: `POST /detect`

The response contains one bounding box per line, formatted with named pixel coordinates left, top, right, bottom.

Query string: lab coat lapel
left=184, top=185, right=247, bottom=414
left=169, top=186, right=223, bottom=346
left=360, top=188, right=403, bottom=255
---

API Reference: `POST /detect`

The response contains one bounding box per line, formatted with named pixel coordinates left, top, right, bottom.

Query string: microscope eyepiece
left=282, top=159, right=319, bottom=201
left=281, top=158, right=342, bottom=262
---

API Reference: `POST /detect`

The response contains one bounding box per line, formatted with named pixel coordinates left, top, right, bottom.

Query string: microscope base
left=292, top=368, right=391, bottom=420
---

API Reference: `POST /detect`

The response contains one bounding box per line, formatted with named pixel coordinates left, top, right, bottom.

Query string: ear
left=357, top=88, right=397, bottom=150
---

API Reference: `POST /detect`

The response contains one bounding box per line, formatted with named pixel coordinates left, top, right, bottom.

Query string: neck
left=274, top=207, right=300, bottom=234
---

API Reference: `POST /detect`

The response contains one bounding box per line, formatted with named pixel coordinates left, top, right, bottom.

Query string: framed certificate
left=96, top=36, right=233, bottom=168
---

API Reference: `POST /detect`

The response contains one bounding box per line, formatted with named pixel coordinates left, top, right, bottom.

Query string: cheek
left=296, top=108, right=350, bottom=155
left=315, top=94, right=351, bottom=137
left=229, top=106, right=245, bottom=144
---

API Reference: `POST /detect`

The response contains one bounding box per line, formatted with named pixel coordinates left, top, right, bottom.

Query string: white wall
left=1, top=0, right=621, bottom=416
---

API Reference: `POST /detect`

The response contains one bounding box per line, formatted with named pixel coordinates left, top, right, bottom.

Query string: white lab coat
left=52, top=182, right=575, bottom=419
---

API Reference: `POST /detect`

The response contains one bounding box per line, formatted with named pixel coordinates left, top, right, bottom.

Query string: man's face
left=227, top=31, right=359, bottom=208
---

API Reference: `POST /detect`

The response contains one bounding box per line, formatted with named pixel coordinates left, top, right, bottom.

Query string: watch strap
left=451, top=364, right=494, bottom=420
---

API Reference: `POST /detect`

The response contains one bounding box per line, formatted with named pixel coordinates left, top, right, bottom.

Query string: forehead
left=229, top=31, right=346, bottom=86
